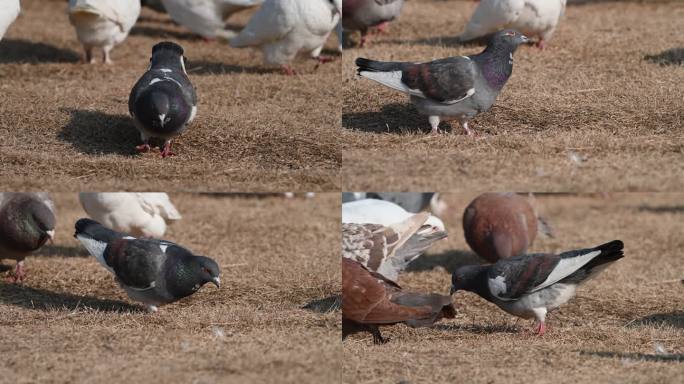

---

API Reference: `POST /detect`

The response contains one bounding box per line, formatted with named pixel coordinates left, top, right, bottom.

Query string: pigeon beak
left=211, top=277, right=221, bottom=289
left=46, top=230, right=55, bottom=244
left=158, top=114, right=166, bottom=127
left=520, top=35, right=529, bottom=43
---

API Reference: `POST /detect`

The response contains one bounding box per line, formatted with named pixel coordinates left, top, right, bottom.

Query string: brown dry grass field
left=343, top=193, right=684, bottom=383
left=0, top=193, right=340, bottom=383
left=0, top=0, right=341, bottom=191
left=342, top=0, right=684, bottom=191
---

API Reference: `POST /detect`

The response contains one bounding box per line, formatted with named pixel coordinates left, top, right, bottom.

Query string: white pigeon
left=160, top=0, right=263, bottom=40
left=0, top=0, right=20, bottom=42
left=342, top=198, right=446, bottom=235
left=79, top=192, right=182, bottom=238
left=230, top=0, right=342, bottom=75
left=67, top=0, right=141, bottom=64
left=457, top=0, right=566, bottom=49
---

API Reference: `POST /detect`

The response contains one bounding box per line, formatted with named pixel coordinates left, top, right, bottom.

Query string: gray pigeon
left=356, top=29, right=528, bottom=134
left=129, top=41, right=197, bottom=158
left=74, top=218, right=220, bottom=311
left=451, top=240, right=624, bottom=335
left=342, top=0, right=405, bottom=47
left=0, top=193, right=56, bottom=283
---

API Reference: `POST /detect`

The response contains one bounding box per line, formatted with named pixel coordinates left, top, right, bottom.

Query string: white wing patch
left=359, top=70, right=427, bottom=99
left=488, top=275, right=508, bottom=297
left=443, top=88, right=475, bottom=105
left=159, top=244, right=168, bottom=253
left=149, top=78, right=162, bottom=85
left=531, top=250, right=601, bottom=293
left=75, top=235, right=114, bottom=274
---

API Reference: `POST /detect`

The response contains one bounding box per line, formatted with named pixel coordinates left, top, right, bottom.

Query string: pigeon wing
left=229, top=0, right=296, bottom=47
left=401, top=57, right=478, bottom=104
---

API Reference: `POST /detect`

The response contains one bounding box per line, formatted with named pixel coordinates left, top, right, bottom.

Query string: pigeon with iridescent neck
left=356, top=29, right=528, bottom=135
left=74, top=218, right=220, bottom=312
left=129, top=42, right=197, bottom=157
left=0, top=193, right=56, bottom=283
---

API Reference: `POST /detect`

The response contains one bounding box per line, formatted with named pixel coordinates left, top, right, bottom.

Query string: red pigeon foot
left=315, top=56, right=335, bottom=64
left=136, top=143, right=151, bottom=153
left=160, top=142, right=175, bottom=158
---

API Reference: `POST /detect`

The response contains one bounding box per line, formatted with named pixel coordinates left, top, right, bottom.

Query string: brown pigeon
left=0, top=193, right=56, bottom=283
left=463, top=192, right=553, bottom=263
left=342, top=258, right=456, bottom=344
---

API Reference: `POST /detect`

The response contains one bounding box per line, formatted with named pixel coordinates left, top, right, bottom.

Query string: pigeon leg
left=370, top=325, right=388, bottom=344
left=359, top=29, right=371, bottom=48
left=103, top=45, right=113, bottom=64
left=462, top=121, right=476, bottom=136
left=428, top=116, right=441, bottom=134
left=280, top=65, right=297, bottom=76
left=83, top=46, right=95, bottom=64
left=535, top=40, right=546, bottom=50
left=146, top=305, right=158, bottom=313
left=8, top=261, right=26, bottom=283
left=533, top=321, right=546, bottom=336
left=374, top=21, right=390, bottom=34
left=160, top=141, right=175, bottom=158
left=136, top=141, right=151, bottom=153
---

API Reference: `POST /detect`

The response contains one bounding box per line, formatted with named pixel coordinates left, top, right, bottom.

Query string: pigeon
left=463, top=192, right=553, bottom=263
left=342, top=192, right=446, bottom=215
left=0, top=193, right=56, bottom=283
left=79, top=193, right=182, bottom=238
left=160, top=0, right=263, bottom=40
left=342, top=0, right=405, bottom=47
left=451, top=240, right=624, bottom=335
left=129, top=41, right=197, bottom=157
left=0, top=0, right=20, bottom=43
left=74, top=218, right=220, bottom=311
left=342, top=198, right=446, bottom=232
left=229, top=0, right=342, bottom=75
left=458, top=0, right=566, bottom=49
left=343, top=212, right=447, bottom=282
left=67, top=0, right=141, bottom=64
left=356, top=29, right=528, bottom=135
left=343, top=257, right=456, bottom=344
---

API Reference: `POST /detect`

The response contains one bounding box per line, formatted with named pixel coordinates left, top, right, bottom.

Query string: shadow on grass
left=637, top=205, right=684, bottom=214
left=406, top=249, right=485, bottom=274
left=645, top=48, right=684, bottom=66
left=35, top=245, right=89, bottom=258
left=0, top=283, right=142, bottom=313
left=0, top=39, right=80, bottom=64
left=342, top=103, right=441, bottom=134
left=580, top=350, right=684, bottom=363
left=57, top=108, right=141, bottom=156
left=302, top=294, right=341, bottom=313
left=628, top=312, right=684, bottom=329
left=185, top=60, right=272, bottom=75
left=434, top=323, right=520, bottom=334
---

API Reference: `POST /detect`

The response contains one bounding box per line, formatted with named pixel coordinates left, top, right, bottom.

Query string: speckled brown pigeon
left=0, top=193, right=56, bottom=283
left=356, top=29, right=528, bottom=134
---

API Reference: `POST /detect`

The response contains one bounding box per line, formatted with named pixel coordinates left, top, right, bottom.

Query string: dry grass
left=0, top=0, right=341, bottom=191
left=343, top=193, right=684, bottom=383
left=0, top=193, right=341, bottom=383
left=342, top=0, right=684, bottom=191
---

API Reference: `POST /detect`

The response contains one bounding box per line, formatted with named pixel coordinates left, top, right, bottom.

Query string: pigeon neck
left=474, top=46, right=515, bottom=91
left=166, top=259, right=206, bottom=299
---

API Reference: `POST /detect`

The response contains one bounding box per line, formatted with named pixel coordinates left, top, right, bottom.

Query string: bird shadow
left=0, top=39, right=81, bottom=64
left=637, top=205, right=684, bottom=214
left=579, top=350, right=684, bottom=363
left=627, top=312, right=684, bottom=329
left=302, top=294, right=341, bottom=313
left=185, top=60, right=272, bottom=76
left=35, top=245, right=89, bottom=258
left=343, top=103, right=442, bottom=134
left=644, top=48, right=684, bottom=66
left=433, top=323, right=521, bottom=334
left=0, top=283, right=143, bottom=313
left=57, top=108, right=142, bottom=156
left=406, top=249, right=485, bottom=274
left=130, top=25, right=202, bottom=41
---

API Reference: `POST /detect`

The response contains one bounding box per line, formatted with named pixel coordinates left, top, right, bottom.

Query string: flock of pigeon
left=348, top=0, right=568, bottom=135
left=0, top=192, right=221, bottom=312
left=341, top=192, right=624, bottom=343
left=0, top=0, right=342, bottom=156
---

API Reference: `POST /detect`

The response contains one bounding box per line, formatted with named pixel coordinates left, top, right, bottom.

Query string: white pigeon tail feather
left=531, top=250, right=601, bottom=293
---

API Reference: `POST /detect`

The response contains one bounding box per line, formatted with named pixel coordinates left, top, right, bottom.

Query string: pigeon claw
left=160, top=142, right=175, bottom=158
left=135, top=143, right=151, bottom=153
left=533, top=321, right=546, bottom=336
left=315, top=55, right=335, bottom=64
left=281, top=65, right=297, bottom=76
left=7, top=262, right=26, bottom=284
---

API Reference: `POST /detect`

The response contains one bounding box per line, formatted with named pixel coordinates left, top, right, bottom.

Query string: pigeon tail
left=74, top=218, right=124, bottom=243
left=355, top=57, right=405, bottom=74
left=585, top=240, right=624, bottom=267
left=392, top=292, right=456, bottom=327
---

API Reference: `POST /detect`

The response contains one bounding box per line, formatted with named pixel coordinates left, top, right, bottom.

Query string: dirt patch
left=343, top=193, right=684, bottom=383
left=0, top=0, right=341, bottom=191
left=341, top=0, right=684, bottom=191
left=0, top=193, right=341, bottom=383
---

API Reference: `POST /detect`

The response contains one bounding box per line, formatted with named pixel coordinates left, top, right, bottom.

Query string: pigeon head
left=135, top=85, right=191, bottom=136
left=450, top=265, right=487, bottom=295
left=0, top=195, right=55, bottom=252
left=150, top=41, right=186, bottom=73
left=167, top=254, right=221, bottom=298
left=489, top=30, right=529, bottom=52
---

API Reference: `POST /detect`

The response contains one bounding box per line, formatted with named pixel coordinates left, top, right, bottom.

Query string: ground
left=343, top=193, right=684, bottom=383
left=342, top=0, right=684, bottom=191
left=0, top=0, right=341, bottom=191
left=0, top=193, right=340, bottom=383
